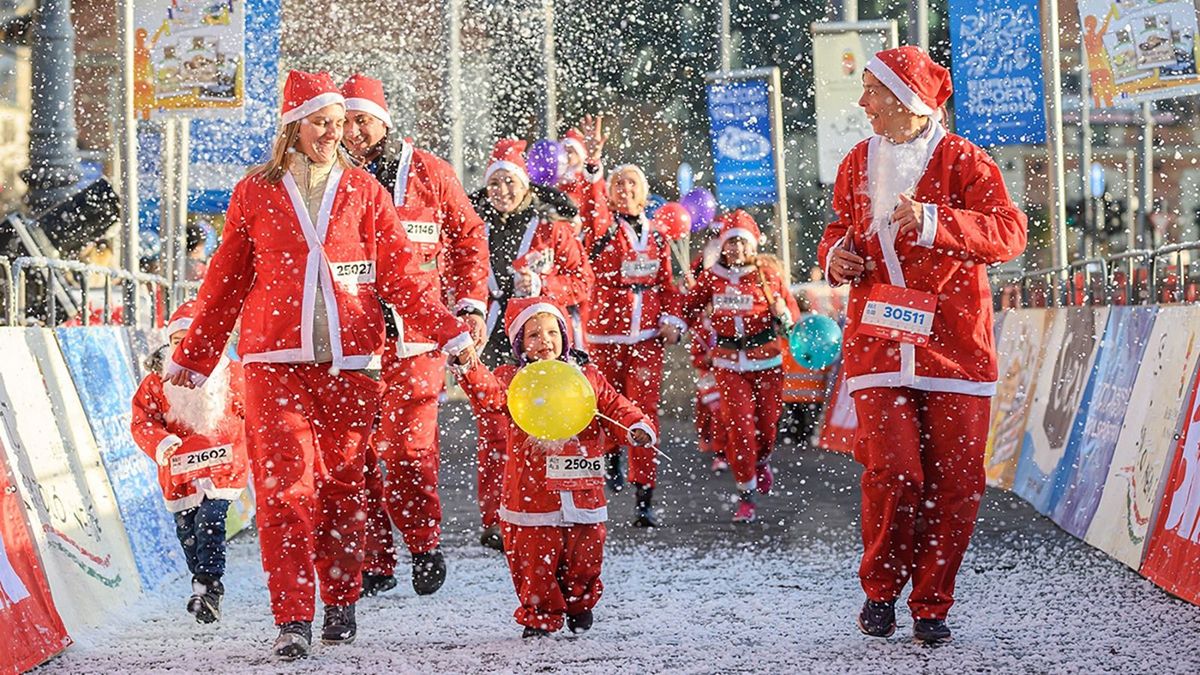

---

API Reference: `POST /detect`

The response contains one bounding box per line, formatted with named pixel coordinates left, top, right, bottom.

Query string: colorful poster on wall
left=985, top=308, right=1053, bottom=488
left=0, top=432, right=71, bottom=673
left=1013, top=307, right=1109, bottom=514
left=1051, top=307, right=1158, bottom=537
left=1086, top=306, right=1200, bottom=569
left=133, top=0, right=245, bottom=118
left=56, top=328, right=187, bottom=590
left=1140, top=361, right=1200, bottom=604
left=1077, top=0, right=1200, bottom=108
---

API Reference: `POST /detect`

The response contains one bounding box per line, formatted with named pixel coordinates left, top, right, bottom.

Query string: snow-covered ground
left=36, top=412, right=1200, bottom=673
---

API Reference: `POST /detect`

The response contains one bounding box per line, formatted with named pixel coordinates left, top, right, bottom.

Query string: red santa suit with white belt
left=817, top=47, right=1026, bottom=622
left=342, top=75, right=491, bottom=574
left=684, top=211, right=799, bottom=492
left=580, top=164, right=683, bottom=489
left=456, top=297, right=653, bottom=632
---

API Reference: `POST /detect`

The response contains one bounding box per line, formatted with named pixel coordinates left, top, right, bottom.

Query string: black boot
left=522, top=626, right=552, bottom=639
left=187, top=574, right=223, bottom=624
left=913, top=618, right=952, bottom=644
left=412, top=548, right=447, bottom=596
left=631, top=484, right=658, bottom=527
left=856, top=599, right=897, bottom=638
left=605, top=452, right=625, bottom=493
left=361, top=572, right=397, bottom=597
left=273, top=621, right=312, bottom=661
left=321, top=603, right=357, bottom=645
left=566, top=609, right=594, bottom=634
left=479, top=525, right=504, bottom=552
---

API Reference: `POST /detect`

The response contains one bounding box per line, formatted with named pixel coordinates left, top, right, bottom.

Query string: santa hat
left=561, top=128, right=586, bottom=158
left=714, top=210, right=763, bottom=253
left=505, top=296, right=570, bottom=360
left=485, top=139, right=530, bottom=188
left=165, top=300, right=198, bottom=337
left=341, top=73, right=393, bottom=129
left=281, top=70, right=345, bottom=125
left=607, top=163, right=649, bottom=198
left=864, top=46, right=952, bottom=119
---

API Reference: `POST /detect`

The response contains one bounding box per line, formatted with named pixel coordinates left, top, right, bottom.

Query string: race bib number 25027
left=332, top=260, right=376, bottom=285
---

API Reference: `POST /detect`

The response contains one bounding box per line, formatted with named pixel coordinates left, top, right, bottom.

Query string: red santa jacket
left=458, top=359, right=652, bottom=526
left=130, top=361, right=249, bottom=512
left=684, top=263, right=800, bottom=372
left=171, top=165, right=470, bottom=381
left=817, top=126, right=1027, bottom=396
left=371, top=141, right=490, bottom=357
left=558, top=169, right=592, bottom=208
left=579, top=171, right=683, bottom=344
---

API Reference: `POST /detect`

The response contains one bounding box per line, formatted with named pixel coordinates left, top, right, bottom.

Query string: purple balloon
left=682, top=188, right=718, bottom=230
left=527, top=139, right=564, bottom=186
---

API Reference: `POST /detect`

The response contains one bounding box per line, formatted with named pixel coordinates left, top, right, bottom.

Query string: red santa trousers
left=475, top=410, right=508, bottom=528
left=696, top=397, right=726, bottom=455
left=361, top=440, right=397, bottom=575
left=589, top=339, right=663, bottom=487
left=363, top=350, right=445, bottom=556
left=714, top=367, right=783, bottom=489
left=243, top=363, right=380, bottom=624
left=501, top=522, right=606, bottom=631
left=852, top=387, right=989, bottom=620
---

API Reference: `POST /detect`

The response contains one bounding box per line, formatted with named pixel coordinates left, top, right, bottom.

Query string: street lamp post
left=22, top=0, right=81, bottom=215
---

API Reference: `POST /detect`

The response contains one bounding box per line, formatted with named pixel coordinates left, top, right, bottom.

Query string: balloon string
left=594, top=411, right=671, bottom=462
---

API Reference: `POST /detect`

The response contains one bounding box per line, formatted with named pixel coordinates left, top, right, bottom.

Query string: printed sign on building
left=1077, top=0, right=1200, bottom=107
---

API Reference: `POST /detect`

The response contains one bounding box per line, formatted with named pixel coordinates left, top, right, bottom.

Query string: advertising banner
left=705, top=77, right=778, bottom=208
left=1051, top=307, right=1158, bottom=537
left=985, top=309, right=1053, bottom=489
left=816, top=363, right=858, bottom=454
left=0, top=433, right=71, bottom=673
left=1077, top=0, right=1200, bottom=107
left=812, top=21, right=897, bottom=183
left=0, top=329, right=140, bottom=633
left=1013, top=307, right=1109, bottom=514
left=56, top=328, right=187, bottom=590
left=1086, top=306, right=1200, bottom=569
left=948, top=0, right=1047, bottom=146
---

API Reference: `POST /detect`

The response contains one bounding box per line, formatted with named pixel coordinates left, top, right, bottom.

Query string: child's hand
left=630, top=429, right=652, bottom=446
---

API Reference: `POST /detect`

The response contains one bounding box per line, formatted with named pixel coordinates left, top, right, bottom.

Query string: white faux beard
left=867, top=127, right=933, bottom=238
left=161, top=358, right=231, bottom=437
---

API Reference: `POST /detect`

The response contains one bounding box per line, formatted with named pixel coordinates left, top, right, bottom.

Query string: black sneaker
left=913, top=618, right=952, bottom=644
left=522, top=626, right=551, bottom=639
left=566, top=610, right=593, bottom=634
left=479, top=525, right=504, bottom=552
left=856, top=599, right=897, bottom=638
left=321, top=603, right=357, bottom=645
left=361, top=573, right=397, bottom=597
left=412, top=549, right=447, bottom=596
left=605, top=453, right=625, bottom=493
left=187, top=575, right=223, bottom=624
left=631, top=484, right=658, bottom=527
left=273, top=621, right=312, bottom=661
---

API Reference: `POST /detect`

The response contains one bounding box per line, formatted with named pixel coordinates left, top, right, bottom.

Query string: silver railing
left=9, top=257, right=170, bottom=328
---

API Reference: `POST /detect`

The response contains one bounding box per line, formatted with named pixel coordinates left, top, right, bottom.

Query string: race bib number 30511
left=858, top=284, right=936, bottom=346
left=333, top=260, right=376, bottom=285
left=170, top=444, right=234, bottom=477
left=545, top=453, right=604, bottom=491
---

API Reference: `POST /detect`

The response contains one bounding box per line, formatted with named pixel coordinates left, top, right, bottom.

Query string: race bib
left=621, top=258, right=659, bottom=280
left=545, top=453, right=605, bottom=492
left=858, top=284, right=936, bottom=346
left=402, top=220, right=439, bottom=244
left=170, top=444, right=233, bottom=477
left=332, top=260, right=376, bottom=285
left=712, top=292, right=754, bottom=313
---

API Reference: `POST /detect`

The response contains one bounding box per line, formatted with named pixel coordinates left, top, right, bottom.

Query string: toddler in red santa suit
left=683, top=211, right=799, bottom=523
left=131, top=301, right=249, bottom=625
left=454, top=297, right=654, bottom=638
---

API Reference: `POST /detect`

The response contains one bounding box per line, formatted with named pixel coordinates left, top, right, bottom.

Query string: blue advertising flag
left=948, top=0, right=1047, bottom=146
left=705, top=79, right=778, bottom=208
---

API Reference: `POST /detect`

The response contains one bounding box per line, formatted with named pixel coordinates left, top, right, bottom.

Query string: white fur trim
left=506, top=302, right=567, bottom=346
left=343, top=97, right=393, bottom=128
left=737, top=476, right=757, bottom=492
left=455, top=298, right=488, bottom=316
left=156, top=435, right=183, bottom=466
left=628, top=421, right=657, bottom=447
left=865, top=57, right=936, bottom=117
left=499, top=505, right=608, bottom=526
left=281, top=91, right=346, bottom=125
left=584, top=162, right=604, bottom=184
left=659, top=314, right=687, bottom=333
left=165, top=318, right=192, bottom=336
left=716, top=227, right=761, bottom=251
left=485, top=160, right=529, bottom=187
left=562, top=138, right=586, bottom=158
left=845, top=371, right=997, bottom=397
left=163, top=357, right=209, bottom=387
left=916, top=203, right=938, bottom=247
left=441, top=332, right=474, bottom=356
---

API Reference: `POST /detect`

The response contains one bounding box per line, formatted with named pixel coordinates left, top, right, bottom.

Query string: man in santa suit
left=339, top=74, right=490, bottom=598
left=557, top=127, right=592, bottom=208
left=818, top=46, right=1026, bottom=643
left=166, top=70, right=476, bottom=660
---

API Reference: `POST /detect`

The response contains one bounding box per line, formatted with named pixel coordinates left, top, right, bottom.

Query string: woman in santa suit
left=819, top=46, right=1026, bottom=644
left=467, top=139, right=591, bottom=550
left=577, top=116, right=685, bottom=527
left=166, top=70, right=475, bottom=661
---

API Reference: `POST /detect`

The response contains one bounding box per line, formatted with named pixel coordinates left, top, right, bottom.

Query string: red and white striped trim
left=344, top=97, right=393, bottom=128
left=281, top=91, right=346, bottom=126
left=865, top=56, right=937, bottom=117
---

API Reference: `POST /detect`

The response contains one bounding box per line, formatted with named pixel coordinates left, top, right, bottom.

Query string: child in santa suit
left=690, top=311, right=728, bottom=473
left=683, top=211, right=799, bottom=523
left=130, top=301, right=249, bottom=624
left=455, top=297, right=654, bottom=637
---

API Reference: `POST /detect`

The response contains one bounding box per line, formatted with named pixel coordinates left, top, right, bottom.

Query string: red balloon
left=653, top=202, right=692, bottom=240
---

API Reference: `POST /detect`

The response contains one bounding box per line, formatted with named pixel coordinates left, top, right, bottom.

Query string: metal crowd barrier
left=1151, top=242, right=1200, bottom=304
left=9, top=257, right=169, bottom=329
left=0, top=256, right=12, bottom=326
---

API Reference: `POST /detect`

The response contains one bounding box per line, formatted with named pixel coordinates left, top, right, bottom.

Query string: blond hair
left=248, top=120, right=350, bottom=183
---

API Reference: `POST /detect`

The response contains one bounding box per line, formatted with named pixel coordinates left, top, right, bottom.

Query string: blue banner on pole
left=705, top=79, right=778, bottom=209
left=55, top=328, right=186, bottom=590
left=948, top=0, right=1047, bottom=147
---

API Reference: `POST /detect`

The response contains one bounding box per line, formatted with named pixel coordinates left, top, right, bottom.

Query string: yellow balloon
left=507, top=360, right=598, bottom=441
